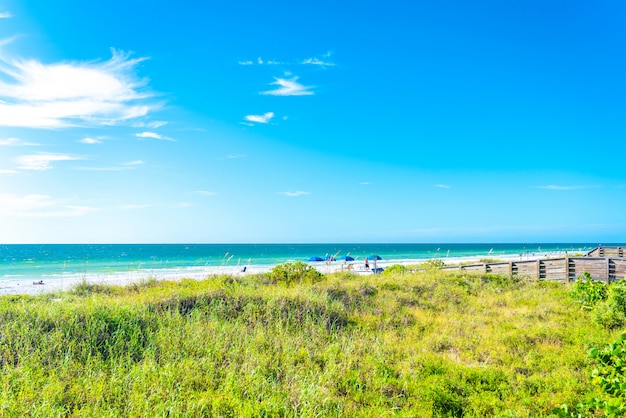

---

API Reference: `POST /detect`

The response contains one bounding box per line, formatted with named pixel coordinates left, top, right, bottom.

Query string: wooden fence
left=586, top=246, right=625, bottom=257
left=442, top=256, right=626, bottom=283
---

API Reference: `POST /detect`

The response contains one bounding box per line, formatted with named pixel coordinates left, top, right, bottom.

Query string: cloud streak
left=279, top=191, right=310, bottom=197
left=16, top=153, right=81, bottom=171
left=239, top=54, right=335, bottom=67
left=301, top=57, right=335, bottom=67
left=0, top=48, right=160, bottom=128
left=135, top=131, right=175, bottom=141
left=535, top=185, right=595, bottom=191
left=0, top=137, right=37, bottom=146
left=260, top=77, right=314, bottom=96
left=80, top=137, right=102, bottom=144
left=244, top=112, right=274, bottom=124
left=75, top=160, right=144, bottom=171
left=0, top=11, right=11, bottom=18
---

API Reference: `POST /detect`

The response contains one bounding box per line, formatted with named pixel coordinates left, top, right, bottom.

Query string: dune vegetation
left=0, top=263, right=620, bottom=416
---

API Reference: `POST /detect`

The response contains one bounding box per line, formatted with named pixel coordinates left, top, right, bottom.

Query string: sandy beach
left=4, top=250, right=571, bottom=297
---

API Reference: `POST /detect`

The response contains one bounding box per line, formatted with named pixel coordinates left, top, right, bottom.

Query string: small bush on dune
left=421, top=259, right=445, bottom=269
left=381, top=264, right=407, bottom=276
left=571, top=272, right=626, bottom=329
left=72, top=280, right=120, bottom=296
left=268, top=262, right=325, bottom=286
left=595, top=280, right=626, bottom=329
left=556, top=333, right=626, bottom=417
left=572, top=272, right=608, bottom=310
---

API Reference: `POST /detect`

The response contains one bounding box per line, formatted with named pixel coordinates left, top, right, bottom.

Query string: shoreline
left=1, top=250, right=573, bottom=296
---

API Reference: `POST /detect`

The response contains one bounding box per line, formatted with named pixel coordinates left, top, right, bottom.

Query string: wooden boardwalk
left=442, top=246, right=626, bottom=283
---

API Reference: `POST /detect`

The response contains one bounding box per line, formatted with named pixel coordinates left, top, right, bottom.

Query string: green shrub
left=269, top=262, right=325, bottom=286
left=572, top=272, right=607, bottom=310
left=556, top=334, right=626, bottom=417
left=72, top=280, right=120, bottom=296
left=595, top=281, right=626, bottom=329
left=588, top=334, right=626, bottom=416
left=423, top=259, right=445, bottom=269
left=381, top=264, right=407, bottom=276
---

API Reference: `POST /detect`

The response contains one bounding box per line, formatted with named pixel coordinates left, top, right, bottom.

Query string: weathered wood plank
left=488, top=264, right=510, bottom=275
left=440, top=251, right=625, bottom=283
left=515, top=261, right=538, bottom=276
left=613, top=259, right=626, bottom=280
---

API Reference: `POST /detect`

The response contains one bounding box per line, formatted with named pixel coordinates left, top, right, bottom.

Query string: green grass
left=0, top=270, right=614, bottom=416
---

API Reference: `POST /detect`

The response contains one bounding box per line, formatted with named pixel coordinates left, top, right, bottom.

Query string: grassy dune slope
left=0, top=269, right=613, bottom=417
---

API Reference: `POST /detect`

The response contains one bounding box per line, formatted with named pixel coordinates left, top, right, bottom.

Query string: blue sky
left=0, top=0, right=624, bottom=244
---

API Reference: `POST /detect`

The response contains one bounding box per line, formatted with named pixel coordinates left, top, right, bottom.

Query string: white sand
left=3, top=251, right=570, bottom=296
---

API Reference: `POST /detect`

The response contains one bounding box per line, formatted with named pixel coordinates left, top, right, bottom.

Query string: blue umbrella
left=306, top=256, right=324, bottom=262
left=367, top=254, right=382, bottom=261
left=336, top=255, right=355, bottom=262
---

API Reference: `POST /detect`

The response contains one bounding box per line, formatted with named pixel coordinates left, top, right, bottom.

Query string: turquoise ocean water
left=0, top=243, right=601, bottom=285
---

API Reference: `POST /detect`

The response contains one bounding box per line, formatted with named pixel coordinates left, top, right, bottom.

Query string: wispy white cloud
left=301, top=57, right=335, bottom=67
left=535, top=185, right=595, bottom=191
left=240, top=54, right=335, bottom=67
left=132, top=120, right=168, bottom=129
left=16, top=153, right=81, bottom=170
left=0, top=11, right=12, bottom=18
left=0, top=137, right=37, bottom=146
left=279, top=191, right=310, bottom=197
left=435, top=184, right=451, bottom=189
left=260, top=77, right=314, bottom=96
left=0, top=47, right=160, bottom=128
left=244, top=112, right=274, bottom=124
left=75, top=160, right=144, bottom=171
left=0, top=194, right=95, bottom=217
left=359, top=182, right=372, bottom=185
left=195, top=190, right=217, bottom=196
left=80, top=137, right=102, bottom=144
left=135, top=131, right=175, bottom=141
left=0, top=169, right=17, bottom=174
left=124, top=160, right=144, bottom=166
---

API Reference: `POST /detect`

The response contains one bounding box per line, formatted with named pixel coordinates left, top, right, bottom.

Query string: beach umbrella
left=367, top=254, right=382, bottom=270
left=336, top=255, right=355, bottom=262
left=306, top=256, right=324, bottom=262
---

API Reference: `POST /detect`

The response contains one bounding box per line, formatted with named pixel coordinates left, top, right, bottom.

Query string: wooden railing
left=586, top=246, right=625, bottom=257
left=442, top=256, right=626, bottom=283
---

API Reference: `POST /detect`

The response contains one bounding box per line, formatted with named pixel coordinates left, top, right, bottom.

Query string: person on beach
left=365, top=257, right=370, bottom=271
